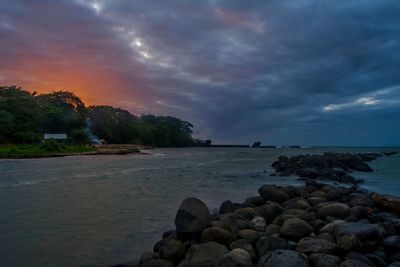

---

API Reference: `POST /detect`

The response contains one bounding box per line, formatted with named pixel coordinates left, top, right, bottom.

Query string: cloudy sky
left=1, top=0, right=399, bottom=146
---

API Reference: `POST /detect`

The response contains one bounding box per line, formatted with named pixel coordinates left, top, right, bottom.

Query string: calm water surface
left=0, top=147, right=399, bottom=267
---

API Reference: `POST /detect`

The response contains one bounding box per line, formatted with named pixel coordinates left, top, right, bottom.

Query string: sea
left=0, top=147, right=399, bottom=267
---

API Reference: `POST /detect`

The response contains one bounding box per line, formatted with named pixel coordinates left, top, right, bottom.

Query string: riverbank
left=0, top=144, right=143, bottom=159
left=123, top=152, right=400, bottom=267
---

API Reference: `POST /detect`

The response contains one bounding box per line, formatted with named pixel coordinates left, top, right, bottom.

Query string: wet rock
left=242, top=196, right=265, bottom=207
left=365, top=253, right=387, bottom=267
left=384, top=235, right=400, bottom=253
left=201, top=226, right=236, bottom=246
left=308, top=197, right=327, bottom=206
left=335, top=223, right=382, bottom=252
left=229, top=239, right=257, bottom=261
left=372, top=194, right=400, bottom=216
left=258, top=249, right=309, bottom=267
left=283, top=197, right=311, bottom=210
left=175, top=198, right=211, bottom=233
left=178, top=241, right=228, bottom=267
left=220, top=200, right=240, bottom=214
left=140, top=252, right=161, bottom=264
left=258, top=185, right=290, bottom=203
left=317, top=202, right=351, bottom=219
left=308, top=253, right=342, bottom=267
left=389, top=263, right=400, bottom=267
left=216, top=248, right=252, bottom=267
left=286, top=209, right=317, bottom=222
left=265, top=224, right=281, bottom=235
left=214, top=213, right=249, bottom=234
left=350, top=206, right=369, bottom=220
left=250, top=216, right=266, bottom=232
left=340, top=259, right=370, bottom=267
left=255, top=202, right=284, bottom=223
left=296, top=237, right=337, bottom=254
left=160, top=239, right=186, bottom=264
left=238, top=229, right=259, bottom=243
left=345, top=252, right=376, bottom=267
left=256, top=235, right=289, bottom=257
left=141, top=259, right=174, bottom=267
left=280, top=217, right=314, bottom=241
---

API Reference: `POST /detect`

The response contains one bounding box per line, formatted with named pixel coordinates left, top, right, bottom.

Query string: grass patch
left=0, top=144, right=97, bottom=158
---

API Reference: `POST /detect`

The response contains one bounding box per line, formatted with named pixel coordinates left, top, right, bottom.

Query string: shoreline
left=117, top=152, right=400, bottom=267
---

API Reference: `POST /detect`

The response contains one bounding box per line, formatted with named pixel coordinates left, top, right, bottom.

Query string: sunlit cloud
left=323, top=86, right=400, bottom=112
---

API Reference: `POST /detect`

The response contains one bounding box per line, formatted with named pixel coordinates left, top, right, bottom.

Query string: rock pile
left=271, top=152, right=398, bottom=184
left=122, top=180, right=400, bottom=267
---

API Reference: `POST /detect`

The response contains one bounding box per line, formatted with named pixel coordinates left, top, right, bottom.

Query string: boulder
left=384, top=235, right=400, bottom=253
left=372, top=193, right=400, bottom=215
left=308, top=253, right=342, bottom=267
left=214, top=213, right=249, bottom=234
left=249, top=216, right=266, bottom=232
left=283, top=198, right=311, bottom=210
left=201, top=226, right=236, bottom=246
left=280, top=217, right=314, bottom=241
left=216, top=248, right=252, bottom=267
left=286, top=209, right=316, bottom=222
left=237, top=229, right=259, bottom=243
left=296, top=237, right=337, bottom=254
left=220, top=200, right=240, bottom=214
left=335, top=222, right=382, bottom=252
left=242, top=196, right=265, bottom=207
left=265, top=224, right=281, bottom=235
left=389, top=263, right=400, bottom=267
left=141, top=259, right=174, bottom=267
left=340, top=260, right=370, bottom=267
left=255, top=202, right=284, bottom=223
left=317, top=202, right=351, bottom=219
left=230, top=239, right=257, bottom=261
left=160, top=239, right=185, bottom=264
left=258, top=185, right=290, bottom=203
left=258, top=249, right=309, bottom=267
left=175, top=198, right=211, bottom=233
left=140, top=252, right=161, bottom=264
left=256, top=235, right=289, bottom=257
left=345, top=252, right=376, bottom=267
left=178, top=241, right=228, bottom=267
left=308, top=197, right=327, bottom=206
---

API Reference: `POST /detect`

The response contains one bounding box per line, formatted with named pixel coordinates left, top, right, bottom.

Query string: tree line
left=0, top=86, right=194, bottom=146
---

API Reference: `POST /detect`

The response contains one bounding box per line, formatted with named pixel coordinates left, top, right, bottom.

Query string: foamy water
left=0, top=147, right=399, bottom=266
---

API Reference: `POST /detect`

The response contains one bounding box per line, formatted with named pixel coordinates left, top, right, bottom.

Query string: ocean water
left=0, top=147, right=399, bottom=267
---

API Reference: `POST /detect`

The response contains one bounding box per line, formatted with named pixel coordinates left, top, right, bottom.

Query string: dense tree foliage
left=0, top=86, right=194, bottom=146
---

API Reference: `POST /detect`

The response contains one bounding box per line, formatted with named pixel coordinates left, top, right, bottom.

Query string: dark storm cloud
left=1, top=0, right=399, bottom=145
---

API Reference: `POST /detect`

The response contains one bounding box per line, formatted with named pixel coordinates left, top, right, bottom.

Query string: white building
left=44, top=133, right=67, bottom=140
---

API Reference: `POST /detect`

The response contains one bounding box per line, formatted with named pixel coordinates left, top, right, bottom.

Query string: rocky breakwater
left=271, top=152, right=398, bottom=184
left=123, top=180, right=400, bottom=267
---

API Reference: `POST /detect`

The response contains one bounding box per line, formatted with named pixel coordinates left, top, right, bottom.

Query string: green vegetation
left=0, top=143, right=96, bottom=158
left=0, top=86, right=195, bottom=147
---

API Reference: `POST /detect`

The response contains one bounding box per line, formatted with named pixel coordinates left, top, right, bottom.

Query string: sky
left=1, top=0, right=400, bottom=146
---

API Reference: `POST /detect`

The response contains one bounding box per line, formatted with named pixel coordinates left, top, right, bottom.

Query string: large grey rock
left=308, top=253, right=342, bottom=267
left=201, top=226, right=236, bottom=246
left=213, top=213, right=249, bottom=234
left=255, top=202, right=284, bottom=223
left=335, top=223, right=382, bottom=252
left=317, top=202, right=351, bottom=219
left=280, top=217, right=314, bottom=241
left=160, top=239, right=185, bottom=264
left=340, top=259, right=370, bottom=267
left=216, top=248, right=253, bottom=267
left=250, top=216, right=266, bottom=232
left=238, top=229, right=259, bottom=243
left=258, top=185, right=290, bottom=203
left=384, top=235, right=400, bottom=252
left=256, top=235, right=289, bottom=257
left=296, top=237, right=337, bottom=254
left=141, top=259, right=174, bottom=267
left=283, top=198, right=311, bottom=210
left=230, top=239, right=257, bottom=261
left=175, top=198, right=211, bottom=233
left=258, top=249, right=309, bottom=267
left=178, top=242, right=228, bottom=267
left=219, top=200, right=240, bottom=214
